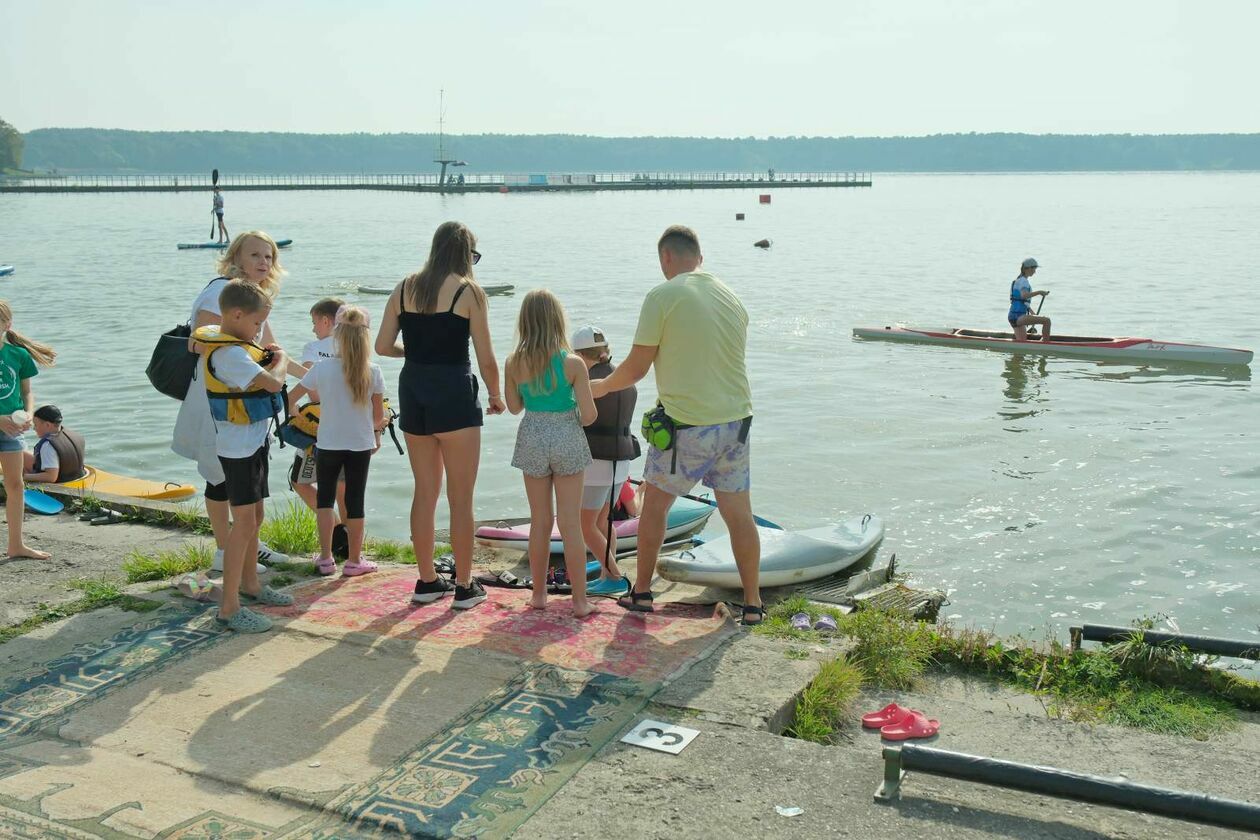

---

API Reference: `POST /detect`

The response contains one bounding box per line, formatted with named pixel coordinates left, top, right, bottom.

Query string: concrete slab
left=515, top=712, right=1255, bottom=840
left=654, top=632, right=848, bottom=732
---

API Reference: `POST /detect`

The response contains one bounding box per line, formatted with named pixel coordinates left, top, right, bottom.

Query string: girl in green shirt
left=0, top=300, right=57, bottom=560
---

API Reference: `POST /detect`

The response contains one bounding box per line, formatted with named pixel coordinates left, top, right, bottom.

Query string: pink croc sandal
left=880, top=710, right=939, bottom=741
left=341, top=558, right=379, bottom=578
left=313, top=554, right=337, bottom=576
left=861, top=703, right=912, bottom=729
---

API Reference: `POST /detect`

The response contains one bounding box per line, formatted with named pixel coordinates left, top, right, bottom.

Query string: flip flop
left=813, top=615, right=838, bottom=633
left=790, top=612, right=812, bottom=631
left=861, top=703, right=913, bottom=729
left=880, top=711, right=939, bottom=741
left=341, top=559, right=379, bottom=577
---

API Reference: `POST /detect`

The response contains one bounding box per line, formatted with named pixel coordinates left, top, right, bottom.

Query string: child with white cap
left=571, top=325, right=641, bottom=596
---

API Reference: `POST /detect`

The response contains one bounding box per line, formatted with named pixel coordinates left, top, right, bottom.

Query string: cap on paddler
left=571, top=325, right=608, bottom=351
left=1022, top=257, right=1040, bottom=269
left=34, top=404, right=63, bottom=424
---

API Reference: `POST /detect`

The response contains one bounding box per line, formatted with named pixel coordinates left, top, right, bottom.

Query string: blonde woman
left=376, top=222, right=504, bottom=610
left=505, top=289, right=598, bottom=618
left=288, top=305, right=384, bottom=577
left=0, top=300, right=56, bottom=560
left=172, top=231, right=296, bottom=573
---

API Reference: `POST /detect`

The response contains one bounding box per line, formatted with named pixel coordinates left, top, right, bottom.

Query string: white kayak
left=358, top=283, right=514, bottom=296
left=853, top=326, right=1252, bottom=367
left=658, top=514, right=884, bottom=588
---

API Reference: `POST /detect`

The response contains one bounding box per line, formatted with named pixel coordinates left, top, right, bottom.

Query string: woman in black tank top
left=376, top=222, right=504, bottom=610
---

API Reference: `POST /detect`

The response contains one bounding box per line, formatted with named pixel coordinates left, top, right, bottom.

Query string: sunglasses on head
left=471, top=249, right=482, bottom=265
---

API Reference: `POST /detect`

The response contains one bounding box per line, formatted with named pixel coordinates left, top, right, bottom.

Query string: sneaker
left=257, top=542, right=289, bottom=565
left=587, top=576, right=630, bottom=597
left=211, top=549, right=266, bottom=576
left=451, top=579, right=488, bottom=610
left=412, top=576, right=455, bottom=604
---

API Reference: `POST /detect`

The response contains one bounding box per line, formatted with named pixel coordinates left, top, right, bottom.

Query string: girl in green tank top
left=505, top=290, right=598, bottom=618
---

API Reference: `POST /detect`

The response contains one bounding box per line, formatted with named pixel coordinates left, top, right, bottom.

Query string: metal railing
left=0, top=171, right=872, bottom=189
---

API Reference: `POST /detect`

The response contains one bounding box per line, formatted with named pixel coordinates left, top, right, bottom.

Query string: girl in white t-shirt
left=288, top=305, right=385, bottom=576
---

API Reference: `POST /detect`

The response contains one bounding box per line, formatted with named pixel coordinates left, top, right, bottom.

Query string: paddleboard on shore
left=0, top=265, right=14, bottom=277
left=658, top=514, right=885, bottom=588
left=178, top=239, right=292, bottom=250
left=358, top=283, right=514, bottom=296
left=51, top=466, right=197, bottom=501
left=24, top=488, right=64, bottom=515
left=475, top=496, right=714, bottom=554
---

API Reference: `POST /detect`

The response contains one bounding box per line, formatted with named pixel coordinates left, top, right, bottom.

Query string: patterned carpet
left=0, top=572, right=736, bottom=839
left=260, top=568, right=733, bottom=683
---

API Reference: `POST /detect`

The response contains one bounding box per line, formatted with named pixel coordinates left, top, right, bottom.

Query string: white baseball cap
left=571, top=325, right=608, bottom=351
left=1021, top=257, right=1040, bottom=269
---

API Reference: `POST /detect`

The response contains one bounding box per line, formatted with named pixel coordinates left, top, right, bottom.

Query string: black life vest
left=33, top=428, right=87, bottom=483
left=584, top=361, right=641, bottom=462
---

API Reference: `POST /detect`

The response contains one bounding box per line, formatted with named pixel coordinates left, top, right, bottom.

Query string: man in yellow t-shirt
left=591, top=225, right=763, bottom=625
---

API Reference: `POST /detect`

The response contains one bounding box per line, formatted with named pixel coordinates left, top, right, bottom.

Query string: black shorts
left=219, top=445, right=270, bottom=507
left=398, top=364, right=483, bottom=436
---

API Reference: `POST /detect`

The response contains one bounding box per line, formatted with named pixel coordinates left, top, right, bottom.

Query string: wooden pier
left=0, top=171, right=871, bottom=194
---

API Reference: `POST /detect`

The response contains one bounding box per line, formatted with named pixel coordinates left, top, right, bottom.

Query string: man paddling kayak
left=1009, top=257, right=1050, bottom=341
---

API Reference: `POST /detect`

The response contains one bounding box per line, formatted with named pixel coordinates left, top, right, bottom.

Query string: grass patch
left=0, top=578, right=160, bottom=644
left=122, top=543, right=213, bottom=583
left=260, top=500, right=319, bottom=556
left=365, top=539, right=454, bottom=564
left=165, top=502, right=213, bottom=534
left=759, top=599, right=1252, bottom=740
left=787, top=654, right=864, bottom=744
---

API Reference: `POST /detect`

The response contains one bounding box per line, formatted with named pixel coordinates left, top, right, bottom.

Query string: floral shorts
left=645, top=417, right=751, bottom=497
left=512, top=410, right=592, bottom=478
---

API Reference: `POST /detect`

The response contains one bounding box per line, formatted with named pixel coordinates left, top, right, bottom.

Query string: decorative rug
left=287, top=663, right=651, bottom=839
left=0, top=606, right=227, bottom=742
left=261, top=569, right=736, bottom=683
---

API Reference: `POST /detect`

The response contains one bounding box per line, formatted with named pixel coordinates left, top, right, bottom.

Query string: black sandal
left=740, top=604, right=766, bottom=627
left=618, top=590, right=655, bottom=613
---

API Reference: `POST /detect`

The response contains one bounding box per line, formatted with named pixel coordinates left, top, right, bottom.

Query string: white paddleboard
left=658, top=514, right=884, bottom=588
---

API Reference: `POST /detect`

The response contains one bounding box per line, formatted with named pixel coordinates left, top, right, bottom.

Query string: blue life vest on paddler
left=1008, top=275, right=1032, bottom=323
left=192, top=325, right=283, bottom=425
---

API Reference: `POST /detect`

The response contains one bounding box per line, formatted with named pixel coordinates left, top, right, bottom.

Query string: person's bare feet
left=572, top=601, right=598, bottom=619
left=8, top=545, right=50, bottom=560
left=529, top=593, right=548, bottom=610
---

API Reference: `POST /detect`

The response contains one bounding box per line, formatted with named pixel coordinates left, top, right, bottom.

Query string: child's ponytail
left=334, top=305, right=372, bottom=406
left=0, top=301, right=56, bottom=366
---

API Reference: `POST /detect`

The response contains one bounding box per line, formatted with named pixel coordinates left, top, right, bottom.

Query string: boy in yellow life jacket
left=196, top=280, right=293, bottom=633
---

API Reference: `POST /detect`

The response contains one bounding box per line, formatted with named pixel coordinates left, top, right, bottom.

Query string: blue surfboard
left=24, top=488, right=64, bottom=515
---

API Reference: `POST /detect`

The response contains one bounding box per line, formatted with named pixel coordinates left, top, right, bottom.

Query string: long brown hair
left=0, top=300, right=56, bottom=366
left=334, top=305, right=373, bottom=406
left=509, top=289, right=569, bottom=394
left=404, top=221, right=486, bottom=313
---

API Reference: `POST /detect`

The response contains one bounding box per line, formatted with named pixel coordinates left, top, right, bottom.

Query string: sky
left=2, top=0, right=1257, bottom=137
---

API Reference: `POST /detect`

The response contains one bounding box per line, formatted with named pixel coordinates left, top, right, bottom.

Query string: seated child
left=23, top=405, right=87, bottom=484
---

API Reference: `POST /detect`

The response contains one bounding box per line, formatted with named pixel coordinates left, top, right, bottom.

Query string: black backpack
left=146, top=278, right=222, bottom=400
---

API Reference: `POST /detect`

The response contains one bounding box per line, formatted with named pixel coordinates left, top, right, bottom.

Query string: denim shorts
left=0, top=431, right=25, bottom=453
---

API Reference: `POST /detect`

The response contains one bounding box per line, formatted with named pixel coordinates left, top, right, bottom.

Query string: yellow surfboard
left=57, top=466, right=197, bottom=501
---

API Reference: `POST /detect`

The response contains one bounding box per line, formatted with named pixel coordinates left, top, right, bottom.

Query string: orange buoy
left=759, top=194, right=771, bottom=204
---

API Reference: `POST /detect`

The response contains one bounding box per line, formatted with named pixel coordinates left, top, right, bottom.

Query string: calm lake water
left=1, top=172, right=1255, bottom=645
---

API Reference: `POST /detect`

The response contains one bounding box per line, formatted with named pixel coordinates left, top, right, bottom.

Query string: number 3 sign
left=621, top=719, right=701, bottom=755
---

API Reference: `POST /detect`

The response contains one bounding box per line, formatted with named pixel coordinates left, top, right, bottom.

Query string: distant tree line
left=0, top=119, right=23, bottom=170
left=18, top=128, right=1260, bottom=174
